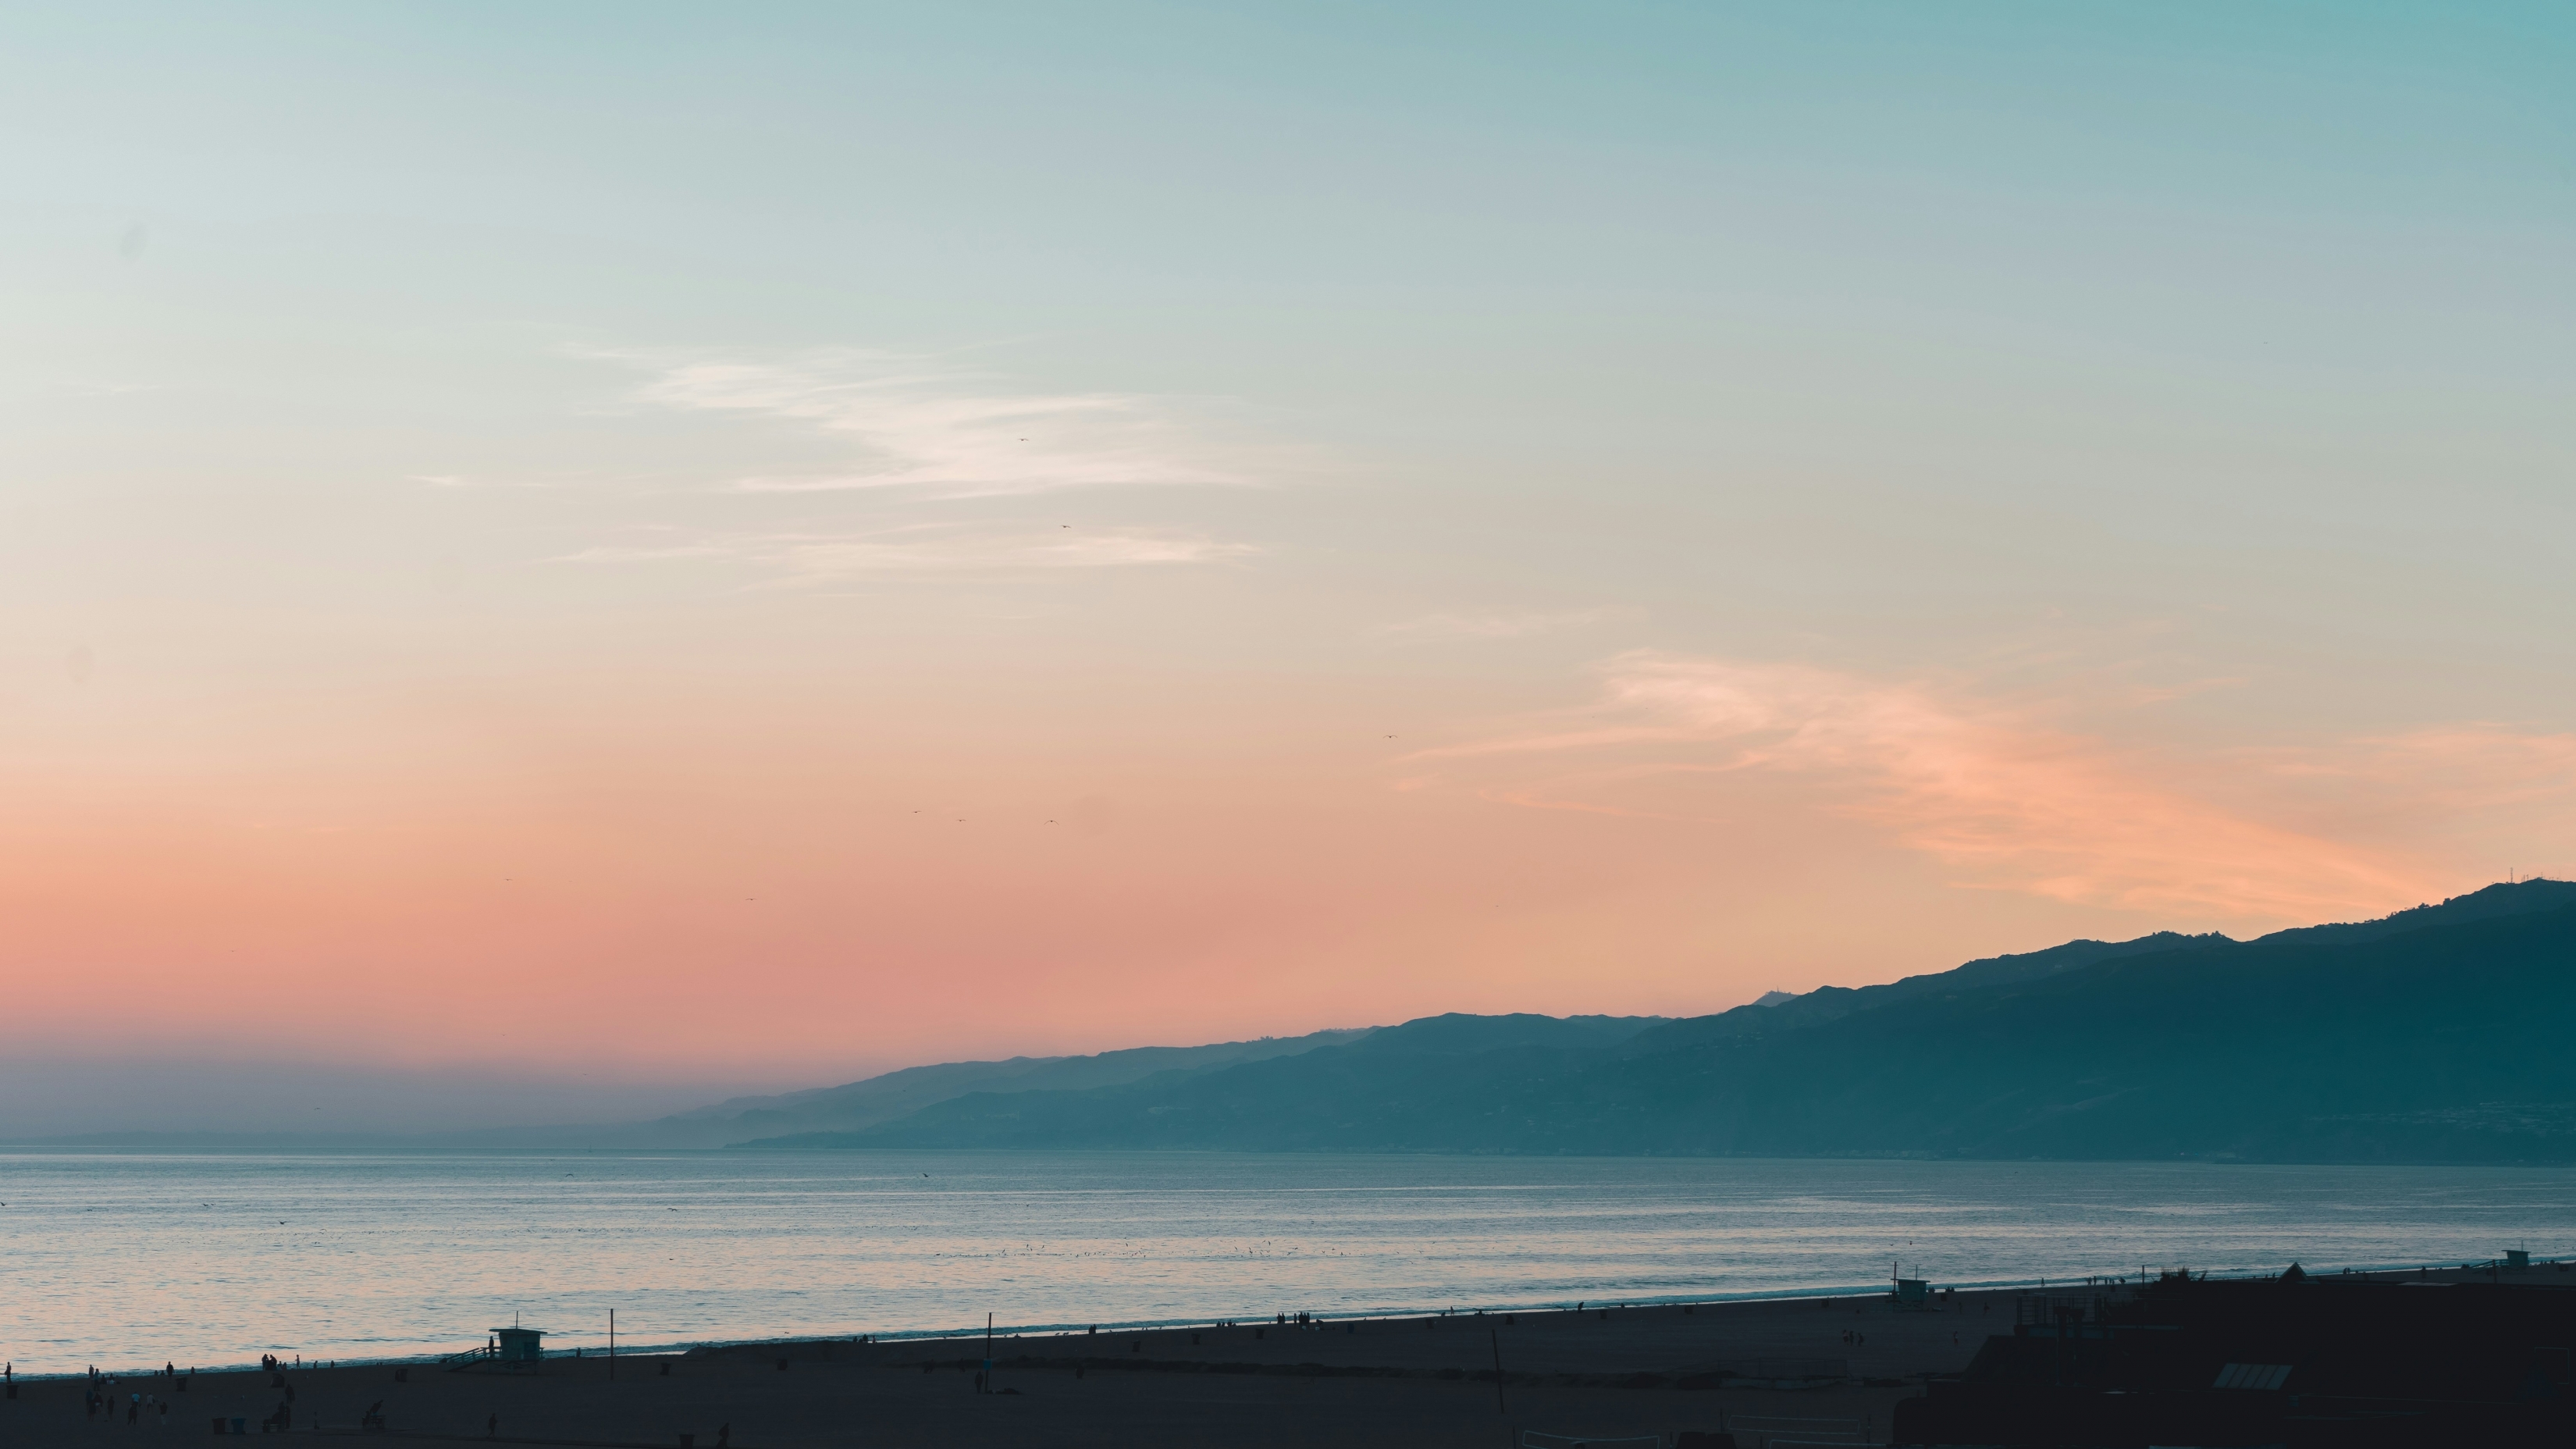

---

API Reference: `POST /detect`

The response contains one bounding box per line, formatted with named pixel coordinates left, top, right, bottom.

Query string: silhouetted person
left=487, top=1412, right=497, bottom=1438
left=717, top=1424, right=730, bottom=1447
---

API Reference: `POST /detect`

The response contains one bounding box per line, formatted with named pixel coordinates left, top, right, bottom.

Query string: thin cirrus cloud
left=771, top=524, right=1251, bottom=577
left=589, top=346, right=1244, bottom=498
left=1410, top=651, right=2576, bottom=924
left=554, top=524, right=1252, bottom=579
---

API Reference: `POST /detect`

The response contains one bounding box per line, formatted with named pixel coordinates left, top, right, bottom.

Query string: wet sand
left=15, top=1265, right=2542, bottom=1447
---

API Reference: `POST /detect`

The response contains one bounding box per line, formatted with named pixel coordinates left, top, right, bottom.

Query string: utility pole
left=984, top=1313, right=994, bottom=1395
left=1489, top=1328, right=1507, bottom=1413
left=609, top=1310, right=615, bottom=1380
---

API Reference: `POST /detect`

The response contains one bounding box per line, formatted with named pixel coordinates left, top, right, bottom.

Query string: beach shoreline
left=18, top=1255, right=2556, bottom=1382
left=20, top=1262, right=2567, bottom=1447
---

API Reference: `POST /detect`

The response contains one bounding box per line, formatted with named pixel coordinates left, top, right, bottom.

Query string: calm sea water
left=2, top=1151, right=2570, bottom=1374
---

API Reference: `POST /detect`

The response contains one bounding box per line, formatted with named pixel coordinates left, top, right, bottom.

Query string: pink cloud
left=1418, top=653, right=2576, bottom=925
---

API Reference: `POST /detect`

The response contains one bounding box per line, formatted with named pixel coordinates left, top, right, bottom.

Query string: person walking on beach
left=487, top=1411, right=497, bottom=1438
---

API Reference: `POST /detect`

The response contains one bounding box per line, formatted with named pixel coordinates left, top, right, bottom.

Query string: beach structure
left=1891, top=1267, right=1933, bottom=1311
left=443, top=1326, right=546, bottom=1373
left=1896, top=1269, right=2576, bottom=1444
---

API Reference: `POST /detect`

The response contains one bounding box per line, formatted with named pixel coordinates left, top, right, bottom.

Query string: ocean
left=3, top=1150, right=2570, bottom=1373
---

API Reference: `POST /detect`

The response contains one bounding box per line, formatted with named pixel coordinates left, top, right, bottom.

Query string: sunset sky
left=5, top=5, right=2574, bottom=1130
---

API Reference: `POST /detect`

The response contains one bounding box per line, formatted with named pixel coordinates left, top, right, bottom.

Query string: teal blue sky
left=4, top=3, right=2574, bottom=1097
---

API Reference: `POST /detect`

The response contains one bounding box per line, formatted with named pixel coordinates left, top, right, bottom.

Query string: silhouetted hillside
left=660, top=1028, right=1379, bottom=1143
left=741, top=881, right=2576, bottom=1162
left=740, top=1015, right=1666, bottom=1151
left=1344, top=1013, right=1665, bottom=1055
left=1614, top=930, right=2216, bottom=1056
left=433, top=1027, right=1379, bottom=1149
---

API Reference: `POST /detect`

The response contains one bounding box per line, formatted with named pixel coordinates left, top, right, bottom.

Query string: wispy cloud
left=1374, top=607, right=1634, bottom=643
left=1414, top=652, right=2576, bottom=924
left=586, top=347, right=1244, bottom=498
left=770, top=525, right=1251, bottom=577
left=553, top=525, right=1252, bottom=579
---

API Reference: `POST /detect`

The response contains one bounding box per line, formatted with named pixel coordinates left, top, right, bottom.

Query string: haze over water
left=7, top=1152, right=2571, bottom=1373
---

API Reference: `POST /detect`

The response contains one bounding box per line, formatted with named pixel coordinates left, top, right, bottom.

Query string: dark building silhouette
left=1897, top=1270, right=2571, bottom=1446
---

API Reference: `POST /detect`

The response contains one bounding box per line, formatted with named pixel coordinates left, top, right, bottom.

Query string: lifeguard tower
left=1891, top=1269, right=1933, bottom=1311
left=444, top=1323, right=547, bottom=1372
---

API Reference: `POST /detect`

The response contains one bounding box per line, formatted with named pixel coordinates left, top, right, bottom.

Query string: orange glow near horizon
left=9, top=627, right=2567, bottom=1090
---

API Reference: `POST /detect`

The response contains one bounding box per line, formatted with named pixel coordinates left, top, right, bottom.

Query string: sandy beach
left=21, top=1266, right=2538, bottom=1447
left=14, top=1291, right=1982, bottom=1447
left=0, top=1286, right=2112, bottom=1447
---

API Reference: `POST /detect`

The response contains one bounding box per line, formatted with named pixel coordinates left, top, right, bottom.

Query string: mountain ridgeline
left=721, top=881, right=2576, bottom=1162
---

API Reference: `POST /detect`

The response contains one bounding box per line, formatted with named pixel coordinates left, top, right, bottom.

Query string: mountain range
left=713, top=879, right=2576, bottom=1162
left=33, top=881, right=2568, bottom=1159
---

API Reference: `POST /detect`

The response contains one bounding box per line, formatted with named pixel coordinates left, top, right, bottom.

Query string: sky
left=5, top=2, right=2574, bottom=1131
